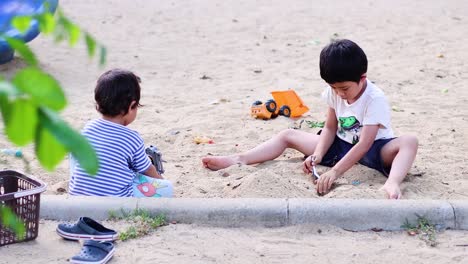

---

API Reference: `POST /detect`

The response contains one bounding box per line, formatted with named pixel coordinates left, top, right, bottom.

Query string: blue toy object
left=0, top=0, right=58, bottom=64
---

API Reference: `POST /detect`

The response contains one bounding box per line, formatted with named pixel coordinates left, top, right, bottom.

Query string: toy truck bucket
left=270, top=90, right=309, bottom=117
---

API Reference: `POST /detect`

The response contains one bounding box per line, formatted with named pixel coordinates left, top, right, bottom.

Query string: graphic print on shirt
left=338, top=116, right=361, bottom=144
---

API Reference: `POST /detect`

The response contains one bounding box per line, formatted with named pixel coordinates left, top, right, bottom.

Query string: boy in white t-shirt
left=202, top=39, right=418, bottom=199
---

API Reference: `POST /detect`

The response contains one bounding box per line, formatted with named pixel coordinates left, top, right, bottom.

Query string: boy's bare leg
left=202, top=129, right=319, bottom=171
left=380, top=135, right=418, bottom=199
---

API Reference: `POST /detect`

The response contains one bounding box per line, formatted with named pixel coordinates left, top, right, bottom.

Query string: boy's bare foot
left=202, top=156, right=238, bottom=171
left=380, top=183, right=402, bottom=199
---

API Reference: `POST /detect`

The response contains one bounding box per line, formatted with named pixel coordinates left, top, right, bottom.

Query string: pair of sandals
left=56, top=217, right=118, bottom=264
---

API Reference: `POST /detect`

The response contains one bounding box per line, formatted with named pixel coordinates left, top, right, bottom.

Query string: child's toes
left=389, top=192, right=400, bottom=199
left=379, top=185, right=402, bottom=199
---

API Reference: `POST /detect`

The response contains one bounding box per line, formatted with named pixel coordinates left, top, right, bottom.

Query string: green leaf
left=0, top=80, right=20, bottom=97
left=57, top=13, right=81, bottom=46
left=65, top=22, right=80, bottom=46
left=4, top=37, right=38, bottom=66
left=5, top=99, right=38, bottom=146
left=54, top=10, right=67, bottom=43
left=99, top=46, right=107, bottom=66
left=53, top=25, right=66, bottom=42
left=35, top=124, right=67, bottom=170
left=0, top=81, right=21, bottom=124
left=0, top=206, right=26, bottom=239
left=39, top=108, right=98, bottom=175
left=0, top=82, right=12, bottom=124
left=11, top=16, right=32, bottom=34
left=0, top=93, right=10, bottom=124
left=12, top=68, right=66, bottom=111
left=37, top=13, right=56, bottom=34
left=85, top=33, right=96, bottom=57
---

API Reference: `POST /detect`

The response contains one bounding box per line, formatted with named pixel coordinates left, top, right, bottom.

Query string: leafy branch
left=1, top=4, right=105, bottom=239
left=1, top=8, right=104, bottom=173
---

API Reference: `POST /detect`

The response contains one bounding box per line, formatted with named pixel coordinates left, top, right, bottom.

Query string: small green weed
left=108, top=208, right=166, bottom=241
left=401, top=214, right=438, bottom=247
left=119, top=226, right=138, bottom=241
left=107, top=210, right=119, bottom=220
left=305, top=120, right=325, bottom=128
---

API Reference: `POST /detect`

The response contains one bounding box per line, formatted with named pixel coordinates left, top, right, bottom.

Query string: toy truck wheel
left=252, top=100, right=263, bottom=106
left=279, top=105, right=291, bottom=117
left=265, top=99, right=277, bottom=113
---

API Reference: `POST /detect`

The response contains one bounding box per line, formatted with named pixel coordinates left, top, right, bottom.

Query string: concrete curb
left=40, top=195, right=468, bottom=231
left=289, top=199, right=454, bottom=231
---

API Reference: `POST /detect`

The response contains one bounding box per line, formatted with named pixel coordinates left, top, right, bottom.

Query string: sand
left=1, top=0, right=468, bottom=200
left=0, top=0, right=467, bottom=262
left=1, top=221, right=467, bottom=264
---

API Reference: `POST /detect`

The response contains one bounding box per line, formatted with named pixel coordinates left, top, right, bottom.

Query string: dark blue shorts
left=320, top=136, right=395, bottom=176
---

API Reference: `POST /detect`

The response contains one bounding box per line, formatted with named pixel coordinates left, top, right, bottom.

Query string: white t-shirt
left=321, top=79, right=394, bottom=144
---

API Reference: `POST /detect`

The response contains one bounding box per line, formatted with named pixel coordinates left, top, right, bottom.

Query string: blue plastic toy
left=0, top=0, right=58, bottom=64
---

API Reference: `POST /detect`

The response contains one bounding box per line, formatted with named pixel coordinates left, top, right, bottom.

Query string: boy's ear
left=129, top=100, right=137, bottom=110
left=358, top=73, right=367, bottom=84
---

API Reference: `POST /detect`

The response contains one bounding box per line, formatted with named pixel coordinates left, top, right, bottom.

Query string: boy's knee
left=405, top=135, right=418, bottom=147
left=400, top=135, right=418, bottom=151
left=277, top=129, right=298, bottom=144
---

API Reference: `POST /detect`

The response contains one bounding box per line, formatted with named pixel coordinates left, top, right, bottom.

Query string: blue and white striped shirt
left=69, top=118, right=151, bottom=197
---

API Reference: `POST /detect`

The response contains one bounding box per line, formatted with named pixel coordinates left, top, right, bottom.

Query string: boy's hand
left=302, top=155, right=322, bottom=174
left=315, top=169, right=339, bottom=195
left=143, top=164, right=164, bottom=179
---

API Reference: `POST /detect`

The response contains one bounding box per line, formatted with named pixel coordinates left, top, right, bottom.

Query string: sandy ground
left=0, top=220, right=467, bottom=264
left=1, top=0, right=468, bottom=262
left=1, top=0, right=467, bottom=200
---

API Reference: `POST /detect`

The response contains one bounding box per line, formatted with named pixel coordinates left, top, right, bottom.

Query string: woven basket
left=0, top=170, right=47, bottom=246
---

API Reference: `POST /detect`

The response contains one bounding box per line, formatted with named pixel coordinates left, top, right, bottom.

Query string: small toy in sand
left=0, top=148, right=22, bottom=157
left=145, top=145, right=165, bottom=174
left=250, top=90, right=309, bottom=120
left=194, top=136, right=214, bottom=144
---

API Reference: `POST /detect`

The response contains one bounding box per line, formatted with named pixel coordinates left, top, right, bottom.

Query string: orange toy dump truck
left=250, top=90, right=309, bottom=120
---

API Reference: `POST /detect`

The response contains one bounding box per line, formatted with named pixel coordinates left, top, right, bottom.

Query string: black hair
left=319, top=39, right=368, bottom=84
left=94, top=69, right=142, bottom=117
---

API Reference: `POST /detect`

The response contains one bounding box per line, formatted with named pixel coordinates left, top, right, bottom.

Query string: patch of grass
left=108, top=209, right=119, bottom=220
left=107, top=208, right=134, bottom=220
left=108, top=208, right=166, bottom=241
left=119, top=226, right=139, bottom=241
left=401, top=214, right=438, bottom=247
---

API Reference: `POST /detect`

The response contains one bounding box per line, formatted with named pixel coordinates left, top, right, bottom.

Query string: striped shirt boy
left=69, top=118, right=151, bottom=196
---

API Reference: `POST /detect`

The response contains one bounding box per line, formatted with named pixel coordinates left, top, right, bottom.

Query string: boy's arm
left=303, top=107, right=337, bottom=174
left=316, top=124, right=379, bottom=194
left=313, top=107, right=338, bottom=161
left=334, top=124, right=379, bottom=174
left=143, top=164, right=164, bottom=179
